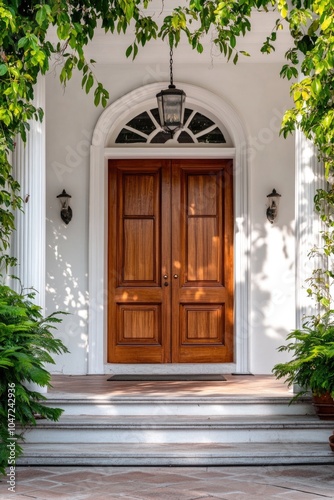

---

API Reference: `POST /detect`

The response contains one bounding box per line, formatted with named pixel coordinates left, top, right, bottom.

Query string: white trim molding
left=88, top=83, right=250, bottom=374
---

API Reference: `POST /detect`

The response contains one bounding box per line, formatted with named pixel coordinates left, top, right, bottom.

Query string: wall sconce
left=56, top=189, right=72, bottom=225
left=266, top=188, right=281, bottom=224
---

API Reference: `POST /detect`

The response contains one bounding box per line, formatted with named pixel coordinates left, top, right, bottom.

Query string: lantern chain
left=169, top=46, right=174, bottom=87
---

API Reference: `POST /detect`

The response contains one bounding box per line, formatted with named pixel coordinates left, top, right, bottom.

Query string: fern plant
left=272, top=311, right=334, bottom=401
left=0, top=284, right=69, bottom=474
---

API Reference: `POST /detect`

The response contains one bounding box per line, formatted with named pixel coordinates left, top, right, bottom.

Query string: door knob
left=173, top=274, right=179, bottom=279
left=163, top=274, right=168, bottom=279
left=164, top=282, right=169, bottom=286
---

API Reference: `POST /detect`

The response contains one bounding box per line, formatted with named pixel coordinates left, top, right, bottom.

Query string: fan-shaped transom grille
left=115, top=108, right=228, bottom=145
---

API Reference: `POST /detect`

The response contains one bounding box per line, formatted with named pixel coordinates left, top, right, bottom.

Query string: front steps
left=18, top=393, right=334, bottom=466
left=19, top=443, right=334, bottom=466
left=34, top=395, right=316, bottom=416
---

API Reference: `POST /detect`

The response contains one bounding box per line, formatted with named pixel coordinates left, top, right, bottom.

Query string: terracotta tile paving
left=276, top=493, right=323, bottom=499
left=45, top=470, right=105, bottom=483
left=124, top=486, right=204, bottom=499
left=1, top=465, right=334, bottom=499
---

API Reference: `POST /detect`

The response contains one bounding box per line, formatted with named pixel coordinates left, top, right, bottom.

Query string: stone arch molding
left=88, top=82, right=250, bottom=375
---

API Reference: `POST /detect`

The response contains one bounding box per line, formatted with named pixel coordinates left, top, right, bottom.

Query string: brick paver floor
left=1, top=465, right=334, bottom=499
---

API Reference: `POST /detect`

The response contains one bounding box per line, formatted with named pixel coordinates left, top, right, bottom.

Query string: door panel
left=123, top=219, right=154, bottom=281
left=108, top=159, right=233, bottom=363
left=117, top=305, right=161, bottom=345
left=187, top=217, right=219, bottom=281
left=180, top=305, right=224, bottom=344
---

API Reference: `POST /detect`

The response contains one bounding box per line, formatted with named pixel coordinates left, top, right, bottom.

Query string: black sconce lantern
left=156, top=46, right=186, bottom=135
left=266, top=188, right=281, bottom=224
left=57, top=189, right=72, bottom=225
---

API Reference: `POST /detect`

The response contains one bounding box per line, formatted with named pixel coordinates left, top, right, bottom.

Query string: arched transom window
left=111, top=107, right=233, bottom=147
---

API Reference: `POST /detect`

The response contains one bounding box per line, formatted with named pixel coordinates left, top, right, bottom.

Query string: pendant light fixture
left=156, top=45, right=186, bottom=135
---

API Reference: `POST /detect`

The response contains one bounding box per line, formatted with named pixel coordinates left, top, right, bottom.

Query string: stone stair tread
left=18, top=442, right=334, bottom=466
left=28, top=414, right=329, bottom=428
left=43, top=396, right=315, bottom=417
left=45, top=393, right=310, bottom=403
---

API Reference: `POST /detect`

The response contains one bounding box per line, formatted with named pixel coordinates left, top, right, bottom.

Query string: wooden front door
left=108, top=159, right=233, bottom=363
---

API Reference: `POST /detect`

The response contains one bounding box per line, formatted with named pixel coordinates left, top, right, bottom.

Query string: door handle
left=173, top=274, right=179, bottom=279
left=163, top=274, right=168, bottom=280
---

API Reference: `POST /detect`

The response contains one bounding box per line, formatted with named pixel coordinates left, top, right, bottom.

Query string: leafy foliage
left=278, top=0, right=334, bottom=176
left=0, top=284, right=69, bottom=474
left=272, top=312, right=334, bottom=400
left=0, top=1, right=333, bottom=271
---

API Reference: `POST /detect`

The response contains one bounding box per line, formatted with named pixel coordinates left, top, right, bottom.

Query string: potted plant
left=272, top=311, right=334, bottom=420
left=330, top=432, right=334, bottom=451
left=0, top=283, right=69, bottom=474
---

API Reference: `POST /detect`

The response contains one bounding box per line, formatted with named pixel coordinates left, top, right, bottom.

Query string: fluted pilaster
left=11, top=78, right=46, bottom=310
left=295, top=130, right=325, bottom=326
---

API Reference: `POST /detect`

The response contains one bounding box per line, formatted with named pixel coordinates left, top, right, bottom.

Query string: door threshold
left=104, top=363, right=236, bottom=376
left=107, top=374, right=227, bottom=381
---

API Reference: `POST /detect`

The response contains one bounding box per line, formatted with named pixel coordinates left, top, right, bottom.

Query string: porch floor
left=48, top=374, right=295, bottom=399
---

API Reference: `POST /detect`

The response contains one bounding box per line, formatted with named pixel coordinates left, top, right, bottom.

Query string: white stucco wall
left=45, top=57, right=295, bottom=375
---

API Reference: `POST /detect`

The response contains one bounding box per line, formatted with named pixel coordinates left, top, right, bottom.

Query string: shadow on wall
left=250, top=138, right=323, bottom=373
left=250, top=218, right=296, bottom=372
left=46, top=216, right=88, bottom=373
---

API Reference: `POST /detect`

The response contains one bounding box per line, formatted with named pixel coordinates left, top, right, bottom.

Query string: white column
left=11, top=77, right=46, bottom=311
left=295, top=130, right=325, bottom=327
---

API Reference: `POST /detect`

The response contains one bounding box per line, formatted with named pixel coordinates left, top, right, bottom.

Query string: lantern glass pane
left=164, top=95, right=182, bottom=129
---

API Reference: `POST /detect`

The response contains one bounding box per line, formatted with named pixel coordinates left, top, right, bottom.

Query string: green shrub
left=272, top=312, right=334, bottom=401
left=0, top=284, right=69, bottom=474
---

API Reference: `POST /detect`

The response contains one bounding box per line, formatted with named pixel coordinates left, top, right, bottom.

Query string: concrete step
left=43, top=395, right=315, bottom=417
left=22, top=414, right=333, bottom=444
left=18, top=442, right=334, bottom=466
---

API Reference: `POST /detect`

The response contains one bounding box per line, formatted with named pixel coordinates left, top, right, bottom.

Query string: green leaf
left=17, top=37, right=28, bottom=49
left=126, top=45, right=132, bottom=58
left=197, top=42, right=203, bottom=53
left=85, top=73, right=94, bottom=94
left=0, top=64, right=7, bottom=76
left=36, top=7, right=46, bottom=27
left=321, top=17, right=332, bottom=31
left=94, top=89, right=101, bottom=107
left=133, top=42, right=138, bottom=59
left=308, top=20, right=319, bottom=35
left=311, top=79, right=322, bottom=96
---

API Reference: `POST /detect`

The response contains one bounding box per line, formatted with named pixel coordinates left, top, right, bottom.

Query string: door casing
left=88, top=82, right=250, bottom=375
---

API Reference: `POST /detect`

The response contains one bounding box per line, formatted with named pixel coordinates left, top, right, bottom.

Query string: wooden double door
left=108, top=159, right=234, bottom=363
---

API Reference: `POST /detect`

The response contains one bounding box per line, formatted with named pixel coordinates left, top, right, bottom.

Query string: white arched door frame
left=88, top=82, right=250, bottom=374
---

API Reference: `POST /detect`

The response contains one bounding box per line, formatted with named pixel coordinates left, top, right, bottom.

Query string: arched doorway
left=88, top=83, right=250, bottom=375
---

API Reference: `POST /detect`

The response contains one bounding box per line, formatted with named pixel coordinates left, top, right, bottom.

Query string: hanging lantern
left=156, top=46, right=186, bottom=135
